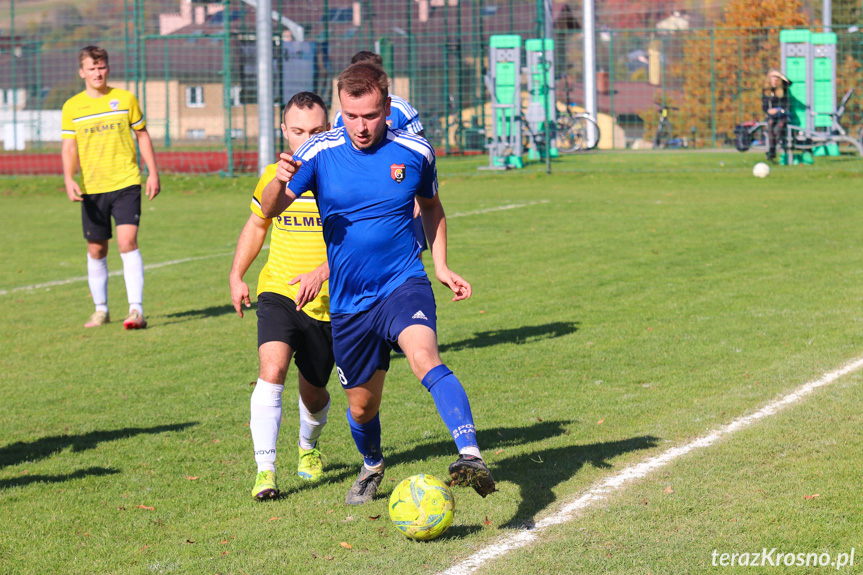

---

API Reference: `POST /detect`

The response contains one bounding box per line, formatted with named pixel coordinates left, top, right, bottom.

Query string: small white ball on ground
left=753, top=162, right=770, bottom=178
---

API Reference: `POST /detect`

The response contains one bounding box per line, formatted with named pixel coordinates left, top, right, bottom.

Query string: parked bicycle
left=555, top=71, right=600, bottom=152
left=521, top=104, right=600, bottom=154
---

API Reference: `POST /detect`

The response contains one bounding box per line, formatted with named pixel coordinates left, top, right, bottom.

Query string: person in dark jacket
left=762, top=69, right=791, bottom=161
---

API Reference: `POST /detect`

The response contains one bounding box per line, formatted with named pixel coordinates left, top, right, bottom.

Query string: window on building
left=186, top=129, right=206, bottom=140
left=231, top=85, right=242, bottom=107
left=185, top=86, right=204, bottom=108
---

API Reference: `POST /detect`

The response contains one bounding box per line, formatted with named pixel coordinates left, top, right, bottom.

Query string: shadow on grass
left=277, top=420, right=578, bottom=503
left=438, top=321, right=579, bottom=354
left=162, top=305, right=237, bottom=323
left=495, top=434, right=660, bottom=528
left=0, top=466, right=120, bottom=489
left=0, top=422, right=198, bottom=469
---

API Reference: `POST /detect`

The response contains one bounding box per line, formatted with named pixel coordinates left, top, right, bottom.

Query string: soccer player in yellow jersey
left=61, top=46, right=160, bottom=329
left=229, top=92, right=332, bottom=499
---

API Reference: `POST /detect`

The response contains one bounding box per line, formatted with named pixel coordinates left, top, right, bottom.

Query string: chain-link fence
left=1, top=0, right=862, bottom=174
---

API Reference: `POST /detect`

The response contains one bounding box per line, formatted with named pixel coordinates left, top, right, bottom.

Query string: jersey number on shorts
left=337, top=366, right=349, bottom=387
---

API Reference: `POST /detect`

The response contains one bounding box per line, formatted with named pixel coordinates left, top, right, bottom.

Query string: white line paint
left=2, top=200, right=550, bottom=296
left=440, top=354, right=863, bottom=575
left=0, top=251, right=240, bottom=296
left=449, top=199, right=550, bottom=219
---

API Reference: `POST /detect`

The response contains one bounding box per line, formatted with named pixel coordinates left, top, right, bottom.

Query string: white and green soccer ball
left=753, top=162, right=771, bottom=178
left=389, top=473, right=455, bottom=540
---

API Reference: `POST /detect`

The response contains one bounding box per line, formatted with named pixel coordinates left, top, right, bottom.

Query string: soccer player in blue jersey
left=261, top=62, right=496, bottom=505
left=333, top=51, right=428, bottom=257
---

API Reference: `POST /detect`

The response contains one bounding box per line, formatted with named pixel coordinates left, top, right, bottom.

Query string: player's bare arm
left=134, top=128, right=160, bottom=201
left=260, top=153, right=301, bottom=218
left=229, top=213, right=271, bottom=317
left=288, top=260, right=329, bottom=311
left=61, top=139, right=83, bottom=202
left=417, top=194, right=472, bottom=302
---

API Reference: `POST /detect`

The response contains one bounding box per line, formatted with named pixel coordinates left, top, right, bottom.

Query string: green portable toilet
left=780, top=29, right=811, bottom=131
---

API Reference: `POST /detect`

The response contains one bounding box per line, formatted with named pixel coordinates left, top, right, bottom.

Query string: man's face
left=339, top=90, right=391, bottom=150
left=79, top=57, right=109, bottom=92
left=281, top=103, right=329, bottom=154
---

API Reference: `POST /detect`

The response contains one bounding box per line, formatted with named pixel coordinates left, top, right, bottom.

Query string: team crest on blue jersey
left=110, top=99, right=120, bottom=111
left=391, top=163, right=406, bottom=183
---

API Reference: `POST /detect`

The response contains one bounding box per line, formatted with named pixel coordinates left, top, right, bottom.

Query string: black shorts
left=257, top=291, right=335, bottom=388
left=81, top=185, right=142, bottom=241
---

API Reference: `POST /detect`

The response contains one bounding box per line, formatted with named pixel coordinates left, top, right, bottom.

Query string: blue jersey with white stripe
left=333, top=94, right=424, bottom=135
left=288, top=127, right=438, bottom=314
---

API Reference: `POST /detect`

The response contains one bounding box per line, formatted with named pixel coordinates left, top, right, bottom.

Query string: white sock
left=460, top=446, right=482, bottom=459
left=250, top=379, right=284, bottom=473
left=120, top=249, right=144, bottom=314
left=87, top=254, right=109, bottom=313
left=298, top=397, right=330, bottom=451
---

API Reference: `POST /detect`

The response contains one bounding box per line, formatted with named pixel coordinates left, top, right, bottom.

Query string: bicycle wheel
left=559, top=115, right=600, bottom=152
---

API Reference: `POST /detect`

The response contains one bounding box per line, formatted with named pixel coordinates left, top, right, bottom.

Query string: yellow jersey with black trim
left=61, top=87, right=145, bottom=195
left=251, top=163, right=329, bottom=322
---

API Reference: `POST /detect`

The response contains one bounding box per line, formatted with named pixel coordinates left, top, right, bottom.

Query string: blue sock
left=346, top=409, right=384, bottom=468
left=421, top=365, right=479, bottom=454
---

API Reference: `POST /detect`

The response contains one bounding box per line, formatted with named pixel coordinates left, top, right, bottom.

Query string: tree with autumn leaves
left=664, top=0, right=810, bottom=146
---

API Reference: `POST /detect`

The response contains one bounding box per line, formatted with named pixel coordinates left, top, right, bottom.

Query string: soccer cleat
left=297, top=445, right=323, bottom=481
left=345, top=464, right=385, bottom=505
left=251, top=470, right=279, bottom=500
left=449, top=455, right=497, bottom=497
left=123, top=310, right=148, bottom=330
left=84, top=310, right=110, bottom=328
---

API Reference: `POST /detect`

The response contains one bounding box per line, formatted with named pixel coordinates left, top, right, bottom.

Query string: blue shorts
left=331, top=276, right=437, bottom=389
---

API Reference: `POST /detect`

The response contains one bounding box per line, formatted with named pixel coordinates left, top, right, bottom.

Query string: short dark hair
left=282, top=91, right=328, bottom=122
left=350, top=50, right=383, bottom=66
left=337, top=62, right=389, bottom=102
left=78, top=46, right=108, bottom=67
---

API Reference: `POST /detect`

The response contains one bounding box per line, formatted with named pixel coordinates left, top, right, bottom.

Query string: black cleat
left=345, top=464, right=385, bottom=505
left=449, top=455, right=497, bottom=497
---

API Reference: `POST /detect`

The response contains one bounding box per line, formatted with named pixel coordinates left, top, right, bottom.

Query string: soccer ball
left=388, top=474, right=455, bottom=540
left=753, top=162, right=770, bottom=178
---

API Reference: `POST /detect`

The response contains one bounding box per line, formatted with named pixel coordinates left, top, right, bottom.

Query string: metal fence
left=1, top=0, right=862, bottom=174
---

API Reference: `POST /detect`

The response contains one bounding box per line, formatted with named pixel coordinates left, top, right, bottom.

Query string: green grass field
left=2, top=151, right=863, bottom=574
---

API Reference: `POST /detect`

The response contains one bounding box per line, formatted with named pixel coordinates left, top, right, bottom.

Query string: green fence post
left=736, top=36, right=742, bottom=125
left=443, top=2, right=450, bottom=155
left=36, top=40, right=43, bottom=147
left=11, top=0, right=17, bottom=151
left=164, top=39, right=171, bottom=148
left=661, top=36, right=666, bottom=106
left=223, top=0, right=234, bottom=177
left=710, top=29, right=716, bottom=148
left=139, top=0, right=147, bottom=122
left=609, top=30, right=615, bottom=149
left=407, top=0, right=414, bottom=110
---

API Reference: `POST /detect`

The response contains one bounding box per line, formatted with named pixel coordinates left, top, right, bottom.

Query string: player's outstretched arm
left=134, top=128, right=160, bottom=200
left=417, top=194, right=472, bottom=302
left=260, top=153, right=301, bottom=218
left=61, top=139, right=83, bottom=202
left=288, top=260, right=329, bottom=311
left=229, top=213, right=270, bottom=317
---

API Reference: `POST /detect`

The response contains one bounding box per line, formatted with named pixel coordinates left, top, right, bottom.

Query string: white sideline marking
left=0, top=251, right=238, bottom=296
left=440, top=355, right=863, bottom=575
left=449, top=199, right=549, bottom=218
left=1, top=200, right=549, bottom=296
